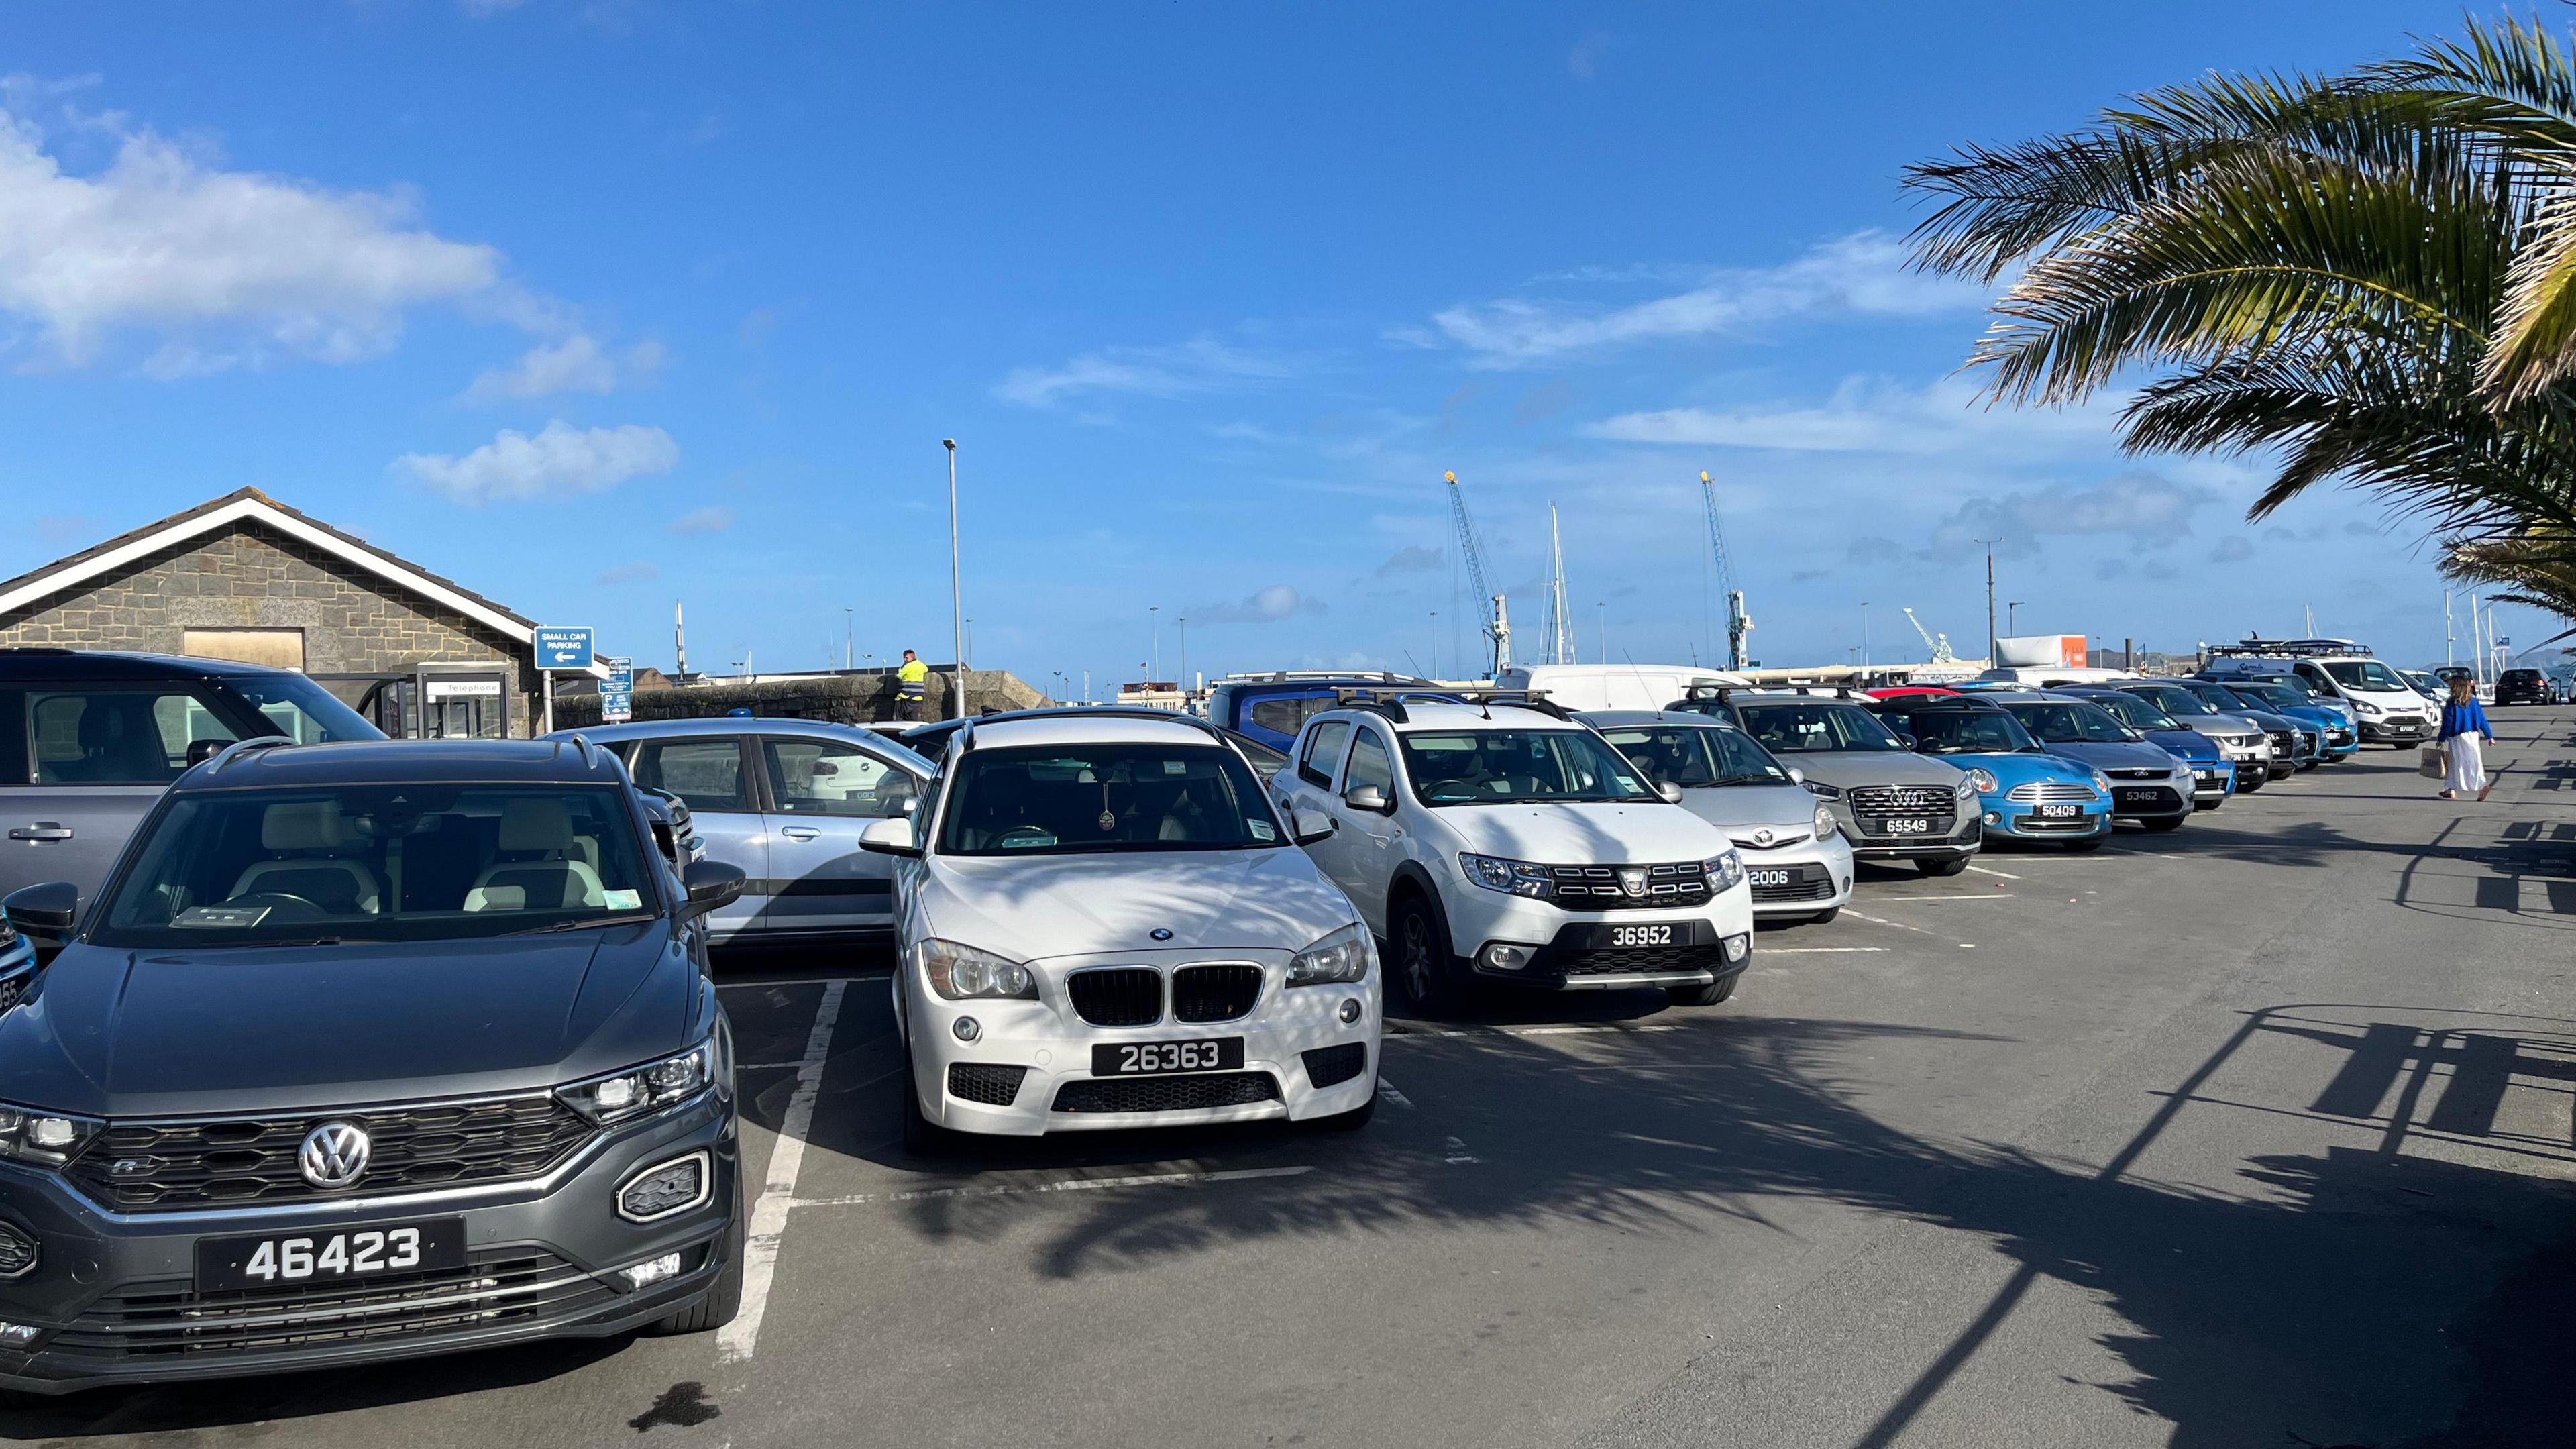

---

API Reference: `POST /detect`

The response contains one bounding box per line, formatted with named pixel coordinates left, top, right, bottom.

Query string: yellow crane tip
left=1700, top=471, right=1711, bottom=482
left=1444, top=471, right=1456, bottom=482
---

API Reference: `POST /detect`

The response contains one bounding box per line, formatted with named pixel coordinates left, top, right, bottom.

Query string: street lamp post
left=1973, top=539, right=2002, bottom=664
left=943, top=440, right=964, bottom=703
left=1148, top=606, right=1161, bottom=680
left=843, top=607, right=853, bottom=672
left=1860, top=601, right=1870, bottom=672
left=2008, top=600, right=2023, bottom=635
left=1177, top=616, right=1188, bottom=690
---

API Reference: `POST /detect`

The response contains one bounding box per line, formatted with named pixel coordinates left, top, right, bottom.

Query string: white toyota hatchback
left=860, top=710, right=1379, bottom=1148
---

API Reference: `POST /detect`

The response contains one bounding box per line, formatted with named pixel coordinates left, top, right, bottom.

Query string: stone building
left=0, top=488, right=593, bottom=737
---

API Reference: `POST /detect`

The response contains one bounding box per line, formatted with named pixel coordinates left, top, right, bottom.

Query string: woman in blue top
left=2437, top=676, right=2496, bottom=800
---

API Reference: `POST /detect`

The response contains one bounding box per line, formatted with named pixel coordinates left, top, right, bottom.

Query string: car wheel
left=1313, top=1091, right=1377, bottom=1132
left=1391, top=892, right=1460, bottom=1016
left=645, top=1169, right=745, bottom=1335
left=1808, top=906, right=1841, bottom=924
left=2144, top=816, right=2187, bottom=833
left=1667, top=975, right=1737, bottom=1007
left=1917, top=855, right=1970, bottom=877
left=900, top=1044, right=959, bottom=1157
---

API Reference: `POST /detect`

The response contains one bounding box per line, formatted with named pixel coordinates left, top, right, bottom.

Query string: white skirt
left=2444, top=732, right=2487, bottom=794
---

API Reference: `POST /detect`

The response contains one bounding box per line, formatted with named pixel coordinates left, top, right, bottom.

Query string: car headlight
left=916, top=938, right=1037, bottom=1000
left=1801, top=779, right=1843, bottom=800
left=2353, top=700, right=2382, bottom=717
left=1287, top=922, right=1373, bottom=987
left=1813, top=802, right=1838, bottom=839
left=2090, top=771, right=2112, bottom=796
left=1959, top=771, right=1991, bottom=798
left=1703, top=848, right=1747, bottom=891
left=557, top=1039, right=718, bottom=1126
left=0, top=1102, right=103, bottom=1166
left=1461, top=852, right=1552, bottom=897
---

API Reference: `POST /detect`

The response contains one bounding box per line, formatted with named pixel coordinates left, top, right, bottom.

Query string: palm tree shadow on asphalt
left=886, top=1005, right=2576, bottom=1449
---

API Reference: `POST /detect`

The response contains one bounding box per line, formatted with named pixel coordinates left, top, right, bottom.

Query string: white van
left=1497, top=664, right=1751, bottom=714
left=2204, top=641, right=2434, bottom=747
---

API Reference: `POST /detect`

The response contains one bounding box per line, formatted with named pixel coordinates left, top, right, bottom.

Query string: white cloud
left=1933, top=470, right=2214, bottom=555
left=0, top=109, right=502, bottom=368
left=997, top=337, right=1291, bottom=409
left=464, top=333, right=665, bottom=402
left=1425, top=232, right=1985, bottom=368
left=1588, top=376, right=2119, bottom=458
left=395, top=421, right=678, bottom=506
left=595, top=559, right=660, bottom=585
left=1189, top=584, right=1325, bottom=625
left=667, top=505, right=733, bottom=535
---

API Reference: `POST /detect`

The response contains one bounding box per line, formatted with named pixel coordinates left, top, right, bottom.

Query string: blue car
left=2201, top=674, right=2358, bottom=761
left=1865, top=696, right=2111, bottom=849
left=2057, top=687, right=2234, bottom=808
left=1982, top=692, right=2196, bottom=830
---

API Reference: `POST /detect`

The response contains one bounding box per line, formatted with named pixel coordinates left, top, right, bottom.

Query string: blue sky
left=0, top=1, right=2542, bottom=688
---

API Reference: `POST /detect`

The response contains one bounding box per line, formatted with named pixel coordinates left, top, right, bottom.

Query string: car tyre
left=1668, top=974, right=1737, bottom=1007
left=2144, top=816, right=2188, bottom=833
left=900, top=1044, right=961, bottom=1157
left=1808, top=906, right=1841, bottom=924
left=1312, top=1091, right=1377, bottom=1132
left=1390, top=892, right=1460, bottom=1016
left=645, top=1171, right=745, bottom=1335
left=1917, top=855, right=1970, bottom=877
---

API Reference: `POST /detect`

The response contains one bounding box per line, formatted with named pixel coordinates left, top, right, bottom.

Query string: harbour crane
left=1902, top=606, right=1957, bottom=663
left=1445, top=471, right=1511, bottom=678
left=1699, top=471, right=1752, bottom=670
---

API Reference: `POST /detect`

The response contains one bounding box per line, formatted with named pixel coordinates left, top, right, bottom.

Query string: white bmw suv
left=1271, top=694, right=1754, bottom=1012
left=859, top=710, right=1379, bottom=1148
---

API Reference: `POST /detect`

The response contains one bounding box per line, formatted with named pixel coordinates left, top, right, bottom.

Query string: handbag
left=2418, top=743, right=2449, bottom=779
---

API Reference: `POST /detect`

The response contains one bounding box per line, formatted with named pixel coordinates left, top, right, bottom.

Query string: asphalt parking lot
left=10, top=710, right=2576, bottom=1448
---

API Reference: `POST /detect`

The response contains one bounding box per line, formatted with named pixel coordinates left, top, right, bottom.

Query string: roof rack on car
left=206, top=734, right=296, bottom=775
left=2208, top=637, right=2371, bottom=658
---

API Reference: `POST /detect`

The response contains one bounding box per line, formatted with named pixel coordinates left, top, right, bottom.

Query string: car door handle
left=9, top=824, right=72, bottom=842
left=779, top=826, right=822, bottom=841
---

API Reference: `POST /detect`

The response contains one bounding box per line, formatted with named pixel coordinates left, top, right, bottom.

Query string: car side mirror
left=1786, top=766, right=1805, bottom=784
left=1655, top=780, right=1685, bottom=804
left=860, top=816, right=922, bottom=857
left=1291, top=808, right=1336, bottom=847
left=676, top=860, right=747, bottom=921
left=810, top=760, right=838, bottom=777
left=1342, top=783, right=1392, bottom=815
left=1896, top=732, right=1920, bottom=750
left=186, top=737, right=232, bottom=766
left=3, top=881, right=80, bottom=961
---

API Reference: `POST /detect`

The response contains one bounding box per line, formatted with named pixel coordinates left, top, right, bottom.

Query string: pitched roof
left=0, top=487, right=600, bottom=672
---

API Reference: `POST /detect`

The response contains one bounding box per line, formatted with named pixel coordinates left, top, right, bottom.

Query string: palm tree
left=1901, top=15, right=2576, bottom=572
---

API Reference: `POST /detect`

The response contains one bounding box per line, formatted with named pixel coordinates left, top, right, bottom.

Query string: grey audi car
left=0, top=735, right=746, bottom=1397
left=1667, top=688, right=1981, bottom=876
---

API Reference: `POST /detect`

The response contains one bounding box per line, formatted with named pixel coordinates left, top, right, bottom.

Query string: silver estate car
left=1584, top=710, right=1856, bottom=924
left=555, top=717, right=934, bottom=944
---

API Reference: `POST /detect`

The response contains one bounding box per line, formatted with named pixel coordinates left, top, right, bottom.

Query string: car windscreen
left=2228, top=682, right=2302, bottom=710
left=92, top=785, right=657, bottom=948
left=1875, top=707, right=2037, bottom=755
left=2126, top=684, right=2216, bottom=718
left=1733, top=702, right=1908, bottom=753
left=217, top=674, right=384, bottom=744
left=1398, top=729, right=1655, bottom=806
left=2002, top=701, right=2138, bottom=743
left=936, top=743, right=1283, bottom=855
left=2322, top=659, right=2410, bottom=693
left=2086, top=692, right=2182, bottom=731
left=1598, top=724, right=1790, bottom=788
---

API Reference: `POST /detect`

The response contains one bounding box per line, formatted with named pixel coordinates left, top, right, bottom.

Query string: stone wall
left=0, top=523, right=545, bottom=729
left=550, top=667, right=1049, bottom=730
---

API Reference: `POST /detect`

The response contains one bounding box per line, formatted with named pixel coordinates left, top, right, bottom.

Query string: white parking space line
left=1763, top=946, right=1892, bottom=954
left=1964, top=864, right=2021, bottom=880
left=793, top=1165, right=1313, bottom=1208
left=717, top=978, right=847, bottom=1366
left=737, top=1061, right=808, bottom=1071
left=1376, top=1077, right=1415, bottom=1108
left=1873, top=894, right=2014, bottom=902
left=1843, top=909, right=1939, bottom=935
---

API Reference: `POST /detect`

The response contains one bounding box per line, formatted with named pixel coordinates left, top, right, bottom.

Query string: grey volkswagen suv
left=0, top=735, right=747, bottom=1396
left=1668, top=688, right=1980, bottom=876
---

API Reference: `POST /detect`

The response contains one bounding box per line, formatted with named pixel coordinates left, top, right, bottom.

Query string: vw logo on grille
left=298, top=1122, right=372, bottom=1190
left=1617, top=867, right=1650, bottom=898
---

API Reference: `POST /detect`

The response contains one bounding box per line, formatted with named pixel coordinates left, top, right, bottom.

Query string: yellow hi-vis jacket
left=896, top=659, right=929, bottom=700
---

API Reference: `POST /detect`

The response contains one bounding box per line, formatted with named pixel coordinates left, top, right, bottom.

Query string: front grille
left=1067, top=968, right=1162, bottom=1027
left=2012, top=814, right=2096, bottom=833
left=1557, top=943, right=1727, bottom=976
left=1171, top=964, right=1263, bottom=1023
left=1301, top=1043, right=1368, bottom=1089
left=66, top=1096, right=599, bottom=1213
left=1052, top=1072, right=1282, bottom=1114
left=1544, top=861, right=1711, bottom=910
left=50, top=1248, right=617, bottom=1360
left=1729, top=830, right=1811, bottom=850
left=2104, top=767, right=2168, bottom=780
left=1752, top=875, right=1835, bottom=903
left=2005, top=782, right=2098, bottom=804
left=2268, top=729, right=2294, bottom=754
left=1849, top=785, right=1951, bottom=815
left=946, top=1063, right=1028, bottom=1107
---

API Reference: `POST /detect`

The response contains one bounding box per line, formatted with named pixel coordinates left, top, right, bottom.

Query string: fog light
left=1721, top=933, right=1751, bottom=964
left=620, top=1252, right=684, bottom=1290
left=616, top=1152, right=710, bottom=1223
left=1337, top=998, right=1363, bottom=1024
left=1983, top=810, right=2000, bottom=826
left=953, top=1016, right=981, bottom=1042
left=0, top=1322, right=37, bottom=1347
left=1479, top=943, right=1533, bottom=971
left=0, top=1222, right=33, bottom=1279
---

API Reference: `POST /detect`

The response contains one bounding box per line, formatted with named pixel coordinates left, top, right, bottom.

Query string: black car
left=2496, top=669, right=2551, bottom=706
left=0, top=736, right=747, bottom=1397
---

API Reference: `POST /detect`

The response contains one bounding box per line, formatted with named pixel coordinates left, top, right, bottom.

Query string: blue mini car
left=1864, top=696, right=2111, bottom=849
left=1983, top=692, right=2196, bottom=830
left=2056, top=688, right=2235, bottom=808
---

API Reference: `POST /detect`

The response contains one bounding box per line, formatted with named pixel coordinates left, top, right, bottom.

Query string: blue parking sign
left=534, top=627, right=593, bottom=671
